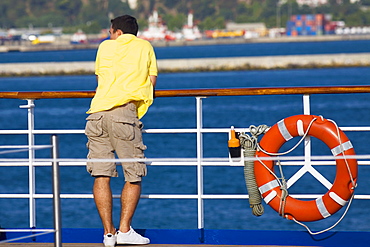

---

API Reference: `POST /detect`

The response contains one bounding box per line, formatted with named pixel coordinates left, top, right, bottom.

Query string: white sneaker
left=103, top=233, right=116, bottom=247
left=116, top=227, right=150, bottom=245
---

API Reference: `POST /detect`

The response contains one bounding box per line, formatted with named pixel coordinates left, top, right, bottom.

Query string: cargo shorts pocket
left=134, top=143, right=147, bottom=177
left=85, top=114, right=103, bottom=137
left=112, top=117, right=135, bottom=141
left=134, top=143, right=147, bottom=159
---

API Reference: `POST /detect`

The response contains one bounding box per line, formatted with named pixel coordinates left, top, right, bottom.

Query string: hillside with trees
left=0, top=0, right=369, bottom=33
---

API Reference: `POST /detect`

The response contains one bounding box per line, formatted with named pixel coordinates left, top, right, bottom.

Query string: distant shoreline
left=0, top=34, right=370, bottom=52
left=151, top=34, right=370, bottom=47
left=0, top=53, right=369, bottom=77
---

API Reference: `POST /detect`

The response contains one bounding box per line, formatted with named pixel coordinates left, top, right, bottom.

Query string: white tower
left=187, top=11, right=194, bottom=28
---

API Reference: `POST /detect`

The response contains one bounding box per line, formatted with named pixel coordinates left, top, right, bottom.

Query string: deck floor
left=0, top=244, right=316, bottom=247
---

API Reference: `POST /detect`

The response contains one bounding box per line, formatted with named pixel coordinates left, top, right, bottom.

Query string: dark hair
left=111, top=15, right=139, bottom=36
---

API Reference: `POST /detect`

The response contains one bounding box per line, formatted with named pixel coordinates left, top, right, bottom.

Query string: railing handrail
left=1, top=85, right=370, bottom=99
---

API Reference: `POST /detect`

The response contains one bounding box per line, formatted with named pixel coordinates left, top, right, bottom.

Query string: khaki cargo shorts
left=85, top=102, right=147, bottom=182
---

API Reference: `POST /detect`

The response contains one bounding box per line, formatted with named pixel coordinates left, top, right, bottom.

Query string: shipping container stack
left=286, top=14, right=329, bottom=36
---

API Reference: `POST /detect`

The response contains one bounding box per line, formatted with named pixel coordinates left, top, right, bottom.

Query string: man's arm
left=95, top=75, right=99, bottom=91
left=150, top=75, right=157, bottom=99
left=150, top=75, right=157, bottom=88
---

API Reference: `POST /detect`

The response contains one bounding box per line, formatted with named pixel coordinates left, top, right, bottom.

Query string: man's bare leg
left=119, top=181, right=141, bottom=232
left=93, top=176, right=116, bottom=235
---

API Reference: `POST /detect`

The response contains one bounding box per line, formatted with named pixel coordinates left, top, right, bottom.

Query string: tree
left=1, top=0, right=27, bottom=28
left=218, top=0, right=238, bottom=20
left=199, top=15, right=225, bottom=30
left=79, top=0, right=109, bottom=29
left=0, top=0, right=369, bottom=31
left=108, top=0, right=133, bottom=17
left=164, top=13, right=187, bottom=31
left=163, top=0, right=183, bottom=9
left=56, top=0, right=83, bottom=24
left=0, top=0, right=14, bottom=28
left=191, top=0, right=217, bottom=20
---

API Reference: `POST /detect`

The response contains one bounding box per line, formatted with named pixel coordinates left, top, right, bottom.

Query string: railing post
left=196, top=97, right=204, bottom=242
left=303, top=94, right=311, bottom=179
left=51, top=135, right=62, bottom=247
left=303, top=94, right=310, bottom=115
left=20, top=99, right=36, bottom=228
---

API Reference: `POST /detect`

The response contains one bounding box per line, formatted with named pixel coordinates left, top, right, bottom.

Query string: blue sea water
left=0, top=39, right=369, bottom=63
left=0, top=42, right=370, bottom=233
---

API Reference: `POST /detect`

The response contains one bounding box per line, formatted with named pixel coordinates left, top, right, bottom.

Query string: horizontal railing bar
left=0, top=155, right=368, bottom=162
left=0, top=149, right=29, bottom=155
left=1, top=158, right=370, bottom=166
left=0, top=230, right=56, bottom=244
left=0, top=91, right=95, bottom=99
left=0, top=145, right=52, bottom=149
left=340, top=127, right=370, bottom=131
left=156, top=86, right=370, bottom=97
left=0, top=229, right=55, bottom=233
left=1, top=86, right=370, bottom=99
left=1, top=126, right=370, bottom=136
left=201, top=194, right=370, bottom=199
left=1, top=193, right=369, bottom=200
left=0, top=130, right=85, bottom=135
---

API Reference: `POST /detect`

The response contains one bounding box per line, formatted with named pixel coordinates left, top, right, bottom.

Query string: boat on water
left=0, top=86, right=370, bottom=247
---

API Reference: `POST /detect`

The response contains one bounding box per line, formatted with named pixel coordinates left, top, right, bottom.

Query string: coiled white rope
left=240, top=125, right=268, bottom=216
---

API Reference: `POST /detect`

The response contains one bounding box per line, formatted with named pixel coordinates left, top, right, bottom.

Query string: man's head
left=110, top=15, right=139, bottom=39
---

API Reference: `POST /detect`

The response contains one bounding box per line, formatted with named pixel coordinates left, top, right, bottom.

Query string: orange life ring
left=254, top=115, right=358, bottom=222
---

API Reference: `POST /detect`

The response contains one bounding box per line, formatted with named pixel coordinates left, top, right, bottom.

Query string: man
left=85, top=15, right=157, bottom=247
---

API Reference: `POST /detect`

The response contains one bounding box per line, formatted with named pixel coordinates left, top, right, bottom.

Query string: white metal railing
left=0, top=134, right=61, bottom=246
left=1, top=91, right=370, bottom=244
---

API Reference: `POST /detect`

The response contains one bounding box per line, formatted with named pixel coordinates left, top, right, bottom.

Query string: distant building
left=226, top=22, right=267, bottom=37
left=285, top=14, right=339, bottom=36
left=296, top=0, right=359, bottom=6
left=123, top=0, right=137, bottom=9
left=296, top=0, right=327, bottom=6
left=182, top=11, right=202, bottom=41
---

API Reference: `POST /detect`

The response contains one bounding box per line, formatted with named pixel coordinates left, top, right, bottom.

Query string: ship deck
left=0, top=244, right=315, bottom=247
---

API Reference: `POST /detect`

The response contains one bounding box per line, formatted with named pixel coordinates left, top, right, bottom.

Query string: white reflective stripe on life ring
left=331, top=141, right=353, bottom=156
left=297, top=119, right=305, bottom=136
left=316, top=196, right=331, bottom=218
left=278, top=119, right=293, bottom=141
left=264, top=190, right=277, bottom=204
left=258, top=180, right=279, bottom=194
left=329, top=192, right=348, bottom=206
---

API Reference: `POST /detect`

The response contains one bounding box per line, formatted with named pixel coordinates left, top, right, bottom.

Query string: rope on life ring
left=254, top=115, right=358, bottom=224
